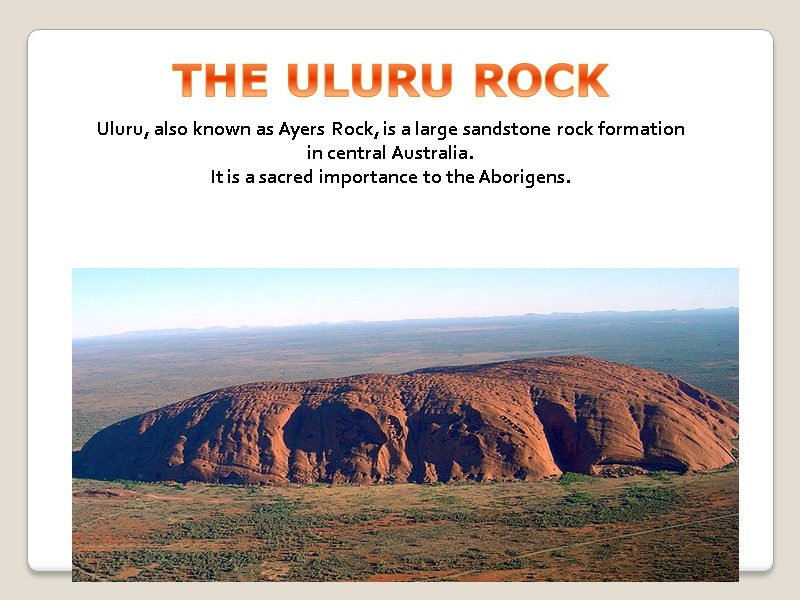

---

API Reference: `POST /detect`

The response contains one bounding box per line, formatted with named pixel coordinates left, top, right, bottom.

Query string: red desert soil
left=72, top=488, right=144, bottom=499
left=73, top=356, right=738, bottom=485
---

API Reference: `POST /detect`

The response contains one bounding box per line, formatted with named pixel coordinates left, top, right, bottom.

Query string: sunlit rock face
left=74, top=356, right=739, bottom=484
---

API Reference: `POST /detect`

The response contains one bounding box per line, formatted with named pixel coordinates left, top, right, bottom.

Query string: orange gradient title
left=172, top=63, right=609, bottom=98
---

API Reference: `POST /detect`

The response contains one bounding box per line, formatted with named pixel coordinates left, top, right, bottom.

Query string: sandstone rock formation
left=73, top=356, right=739, bottom=484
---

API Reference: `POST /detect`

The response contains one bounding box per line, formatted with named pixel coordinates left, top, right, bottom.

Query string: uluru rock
left=73, top=356, right=739, bottom=484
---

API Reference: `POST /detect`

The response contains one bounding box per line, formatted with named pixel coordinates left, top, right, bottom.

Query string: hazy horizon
left=72, top=305, right=739, bottom=341
left=72, top=269, right=739, bottom=339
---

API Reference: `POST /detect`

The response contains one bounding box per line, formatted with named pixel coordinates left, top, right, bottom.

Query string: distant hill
left=73, top=307, right=739, bottom=342
left=74, top=356, right=738, bottom=485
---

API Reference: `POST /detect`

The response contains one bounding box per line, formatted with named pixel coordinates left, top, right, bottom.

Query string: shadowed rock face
left=73, top=356, right=739, bottom=484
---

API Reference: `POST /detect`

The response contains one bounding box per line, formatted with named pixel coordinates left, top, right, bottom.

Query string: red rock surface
left=74, top=357, right=739, bottom=484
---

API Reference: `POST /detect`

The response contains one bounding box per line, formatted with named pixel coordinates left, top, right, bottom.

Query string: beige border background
left=5, top=0, right=793, bottom=595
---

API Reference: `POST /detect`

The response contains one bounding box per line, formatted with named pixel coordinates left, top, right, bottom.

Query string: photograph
left=71, top=268, right=739, bottom=582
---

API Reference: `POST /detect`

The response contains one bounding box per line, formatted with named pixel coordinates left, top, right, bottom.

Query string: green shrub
left=559, top=472, right=591, bottom=485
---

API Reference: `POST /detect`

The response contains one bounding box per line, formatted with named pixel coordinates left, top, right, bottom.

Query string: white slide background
left=28, top=30, right=772, bottom=572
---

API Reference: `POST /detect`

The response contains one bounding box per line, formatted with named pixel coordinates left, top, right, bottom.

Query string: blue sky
left=72, top=269, right=738, bottom=338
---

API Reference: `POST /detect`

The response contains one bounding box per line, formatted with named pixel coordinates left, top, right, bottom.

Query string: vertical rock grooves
left=74, top=356, right=739, bottom=484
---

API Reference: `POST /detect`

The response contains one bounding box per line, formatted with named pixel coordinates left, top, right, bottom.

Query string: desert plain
left=72, top=309, right=739, bottom=581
